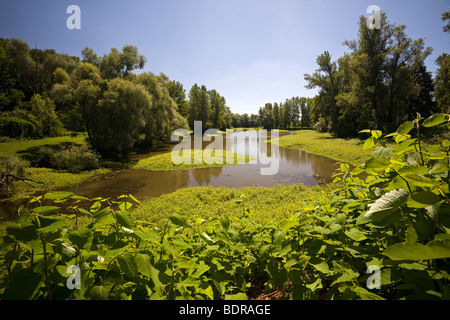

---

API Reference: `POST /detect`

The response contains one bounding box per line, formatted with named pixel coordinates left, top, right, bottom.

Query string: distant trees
left=256, top=97, right=312, bottom=130
left=187, top=84, right=232, bottom=132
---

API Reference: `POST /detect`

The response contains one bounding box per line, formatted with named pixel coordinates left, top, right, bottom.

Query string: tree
left=166, top=79, right=189, bottom=118
left=208, top=89, right=227, bottom=130
left=188, top=84, right=211, bottom=131
left=435, top=11, right=450, bottom=113
left=99, top=45, right=146, bottom=79
left=304, top=51, right=340, bottom=133
left=272, top=103, right=280, bottom=129
left=89, top=78, right=151, bottom=157
left=81, top=47, right=100, bottom=66
left=136, top=72, right=188, bottom=146
left=29, top=94, right=64, bottom=137
left=435, top=54, right=450, bottom=113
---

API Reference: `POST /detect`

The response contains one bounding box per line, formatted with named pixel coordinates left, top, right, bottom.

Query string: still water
left=66, top=131, right=340, bottom=200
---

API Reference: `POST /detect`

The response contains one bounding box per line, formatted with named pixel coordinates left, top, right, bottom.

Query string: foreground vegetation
left=0, top=114, right=448, bottom=300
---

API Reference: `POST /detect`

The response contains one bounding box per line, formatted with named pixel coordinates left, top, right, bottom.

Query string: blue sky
left=1, top=0, right=448, bottom=115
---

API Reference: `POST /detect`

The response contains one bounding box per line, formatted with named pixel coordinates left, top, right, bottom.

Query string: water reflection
left=66, top=131, right=340, bottom=201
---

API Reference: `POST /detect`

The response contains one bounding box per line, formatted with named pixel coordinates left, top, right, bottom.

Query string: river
left=65, top=131, right=340, bottom=200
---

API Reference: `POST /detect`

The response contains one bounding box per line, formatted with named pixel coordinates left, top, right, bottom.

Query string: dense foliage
left=0, top=114, right=448, bottom=300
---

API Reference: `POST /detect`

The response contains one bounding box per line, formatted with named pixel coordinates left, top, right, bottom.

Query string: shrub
left=0, top=153, right=30, bottom=196
left=51, top=145, right=100, bottom=173
left=0, top=117, right=39, bottom=139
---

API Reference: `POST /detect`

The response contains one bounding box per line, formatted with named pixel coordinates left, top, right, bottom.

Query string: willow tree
left=90, top=78, right=151, bottom=156
left=136, top=72, right=188, bottom=147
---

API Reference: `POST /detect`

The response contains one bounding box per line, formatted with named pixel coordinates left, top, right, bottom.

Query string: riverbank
left=269, top=130, right=373, bottom=166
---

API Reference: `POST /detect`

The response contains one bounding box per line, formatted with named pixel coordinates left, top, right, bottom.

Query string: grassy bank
left=132, top=149, right=252, bottom=171
left=0, top=133, right=88, bottom=156
left=132, top=184, right=325, bottom=226
left=269, top=130, right=373, bottom=165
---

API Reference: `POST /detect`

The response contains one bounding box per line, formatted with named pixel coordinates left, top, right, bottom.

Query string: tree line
left=0, top=10, right=448, bottom=158
left=0, top=39, right=233, bottom=157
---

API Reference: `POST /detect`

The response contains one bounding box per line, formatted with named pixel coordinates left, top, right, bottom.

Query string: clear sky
left=1, top=0, right=448, bottom=115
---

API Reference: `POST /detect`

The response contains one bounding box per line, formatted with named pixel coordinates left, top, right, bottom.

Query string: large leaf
left=114, top=210, right=134, bottom=229
left=408, top=191, right=441, bottom=208
left=364, top=189, right=409, bottom=222
left=2, top=269, right=43, bottom=300
left=397, top=121, right=414, bottom=135
left=383, top=240, right=450, bottom=261
left=423, top=113, right=447, bottom=127
left=168, top=213, right=190, bottom=228
left=363, top=157, right=391, bottom=170
left=116, top=254, right=139, bottom=278
left=31, top=206, right=60, bottom=215
left=43, top=191, right=73, bottom=200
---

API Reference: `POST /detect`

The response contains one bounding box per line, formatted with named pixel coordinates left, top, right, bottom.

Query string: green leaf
left=395, top=134, right=410, bottom=143
left=363, top=136, right=377, bottom=150
left=363, top=157, right=391, bottom=170
left=383, top=240, right=450, bottom=261
left=6, top=221, right=38, bottom=242
left=371, top=130, right=383, bottom=139
left=423, top=113, right=447, bottom=127
left=402, top=173, right=436, bottom=187
left=90, top=210, right=116, bottom=228
left=351, top=287, right=385, bottom=300
left=114, top=210, right=134, bottom=229
left=68, top=227, right=92, bottom=248
left=2, top=269, right=43, bottom=300
left=373, top=146, right=393, bottom=158
left=364, top=189, right=409, bottom=222
left=225, top=292, right=248, bottom=300
left=37, top=220, right=66, bottom=233
left=116, top=254, right=139, bottom=278
left=344, top=228, right=368, bottom=241
left=128, top=194, right=141, bottom=204
left=31, top=206, right=60, bottom=215
left=442, top=139, right=450, bottom=148
left=44, top=191, right=74, bottom=200
left=397, top=121, right=414, bottom=135
left=408, top=191, right=441, bottom=208
left=135, top=254, right=151, bottom=278
left=168, top=213, right=190, bottom=228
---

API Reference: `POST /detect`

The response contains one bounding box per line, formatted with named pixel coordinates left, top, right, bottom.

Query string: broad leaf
left=423, top=113, right=447, bottom=127
left=396, top=121, right=414, bottom=135
left=383, top=240, right=450, bottom=261
left=114, top=210, right=134, bottom=229
left=364, top=189, right=409, bottom=222
left=168, top=213, right=190, bottom=228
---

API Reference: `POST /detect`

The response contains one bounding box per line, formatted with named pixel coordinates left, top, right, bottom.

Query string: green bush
left=51, top=145, right=100, bottom=173
left=0, top=117, right=39, bottom=139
